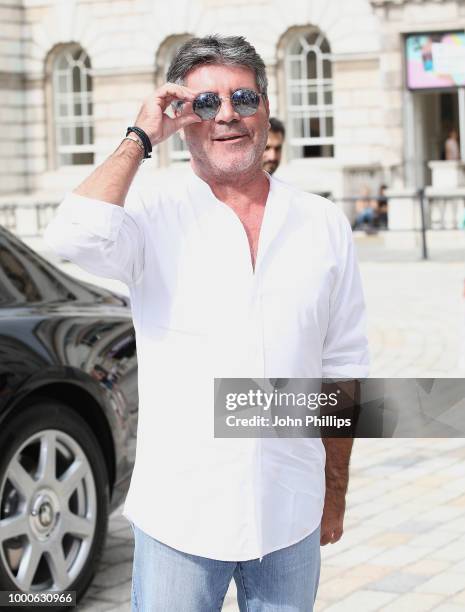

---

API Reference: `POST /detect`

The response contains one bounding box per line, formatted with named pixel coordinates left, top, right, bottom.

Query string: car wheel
left=0, top=399, right=109, bottom=606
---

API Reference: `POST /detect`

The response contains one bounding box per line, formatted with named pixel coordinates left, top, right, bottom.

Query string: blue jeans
left=355, top=208, right=375, bottom=226
left=129, top=523, right=321, bottom=611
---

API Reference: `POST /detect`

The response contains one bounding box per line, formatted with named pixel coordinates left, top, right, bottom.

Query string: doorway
left=409, top=90, right=460, bottom=187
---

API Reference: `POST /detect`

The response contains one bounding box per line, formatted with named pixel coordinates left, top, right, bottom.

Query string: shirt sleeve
left=43, top=180, right=146, bottom=287
left=322, top=208, right=370, bottom=379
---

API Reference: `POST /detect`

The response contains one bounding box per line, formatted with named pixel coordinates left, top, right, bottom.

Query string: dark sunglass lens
left=193, top=92, right=220, bottom=120
left=232, top=89, right=260, bottom=116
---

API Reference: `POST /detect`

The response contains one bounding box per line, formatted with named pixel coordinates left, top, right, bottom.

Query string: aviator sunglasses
left=172, top=88, right=265, bottom=120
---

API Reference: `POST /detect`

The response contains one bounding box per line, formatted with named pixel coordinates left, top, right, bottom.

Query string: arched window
left=52, top=45, right=94, bottom=166
left=156, top=35, right=193, bottom=165
left=166, top=42, right=191, bottom=162
left=285, top=30, right=334, bottom=158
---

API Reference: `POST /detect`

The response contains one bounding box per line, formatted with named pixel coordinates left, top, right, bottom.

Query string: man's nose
left=268, top=148, right=278, bottom=160
left=215, top=98, right=240, bottom=123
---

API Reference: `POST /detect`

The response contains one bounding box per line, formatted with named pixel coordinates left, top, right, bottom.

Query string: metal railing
left=1, top=192, right=464, bottom=260
left=334, top=191, right=465, bottom=260
left=0, top=202, right=59, bottom=237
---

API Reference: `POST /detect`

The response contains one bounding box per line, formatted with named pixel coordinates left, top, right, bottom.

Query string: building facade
left=1, top=0, right=464, bottom=230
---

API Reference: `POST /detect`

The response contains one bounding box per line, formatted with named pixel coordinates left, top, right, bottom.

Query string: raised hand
left=133, top=83, right=202, bottom=146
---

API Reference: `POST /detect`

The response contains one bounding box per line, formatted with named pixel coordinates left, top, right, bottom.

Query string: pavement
left=37, top=232, right=465, bottom=611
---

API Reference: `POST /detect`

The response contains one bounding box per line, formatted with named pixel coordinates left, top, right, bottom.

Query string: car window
left=0, top=245, right=42, bottom=302
left=0, top=231, right=75, bottom=306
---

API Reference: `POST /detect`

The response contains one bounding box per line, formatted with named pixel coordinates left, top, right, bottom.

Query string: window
left=52, top=45, right=94, bottom=166
left=165, top=41, right=191, bottom=163
left=285, top=30, right=334, bottom=158
left=156, top=35, right=193, bottom=165
left=0, top=230, right=75, bottom=306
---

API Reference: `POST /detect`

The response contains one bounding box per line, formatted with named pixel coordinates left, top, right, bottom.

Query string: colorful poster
left=406, top=32, right=465, bottom=89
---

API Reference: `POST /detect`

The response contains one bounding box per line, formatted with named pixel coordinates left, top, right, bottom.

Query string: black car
left=0, top=226, right=138, bottom=603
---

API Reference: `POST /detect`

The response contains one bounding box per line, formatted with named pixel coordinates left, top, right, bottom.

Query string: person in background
left=353, top=185, right=378, bottom=230
left=445, top=129, right=460, bottom=161
left=262, top=117, right=285, bottom=175
left=377, top=184, right=388, bottom=228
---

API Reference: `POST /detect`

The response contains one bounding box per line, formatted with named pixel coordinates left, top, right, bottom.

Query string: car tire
left=0, top=398, right=110, bottom=609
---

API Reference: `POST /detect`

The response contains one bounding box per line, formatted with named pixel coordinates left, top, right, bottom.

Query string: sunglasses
left=172, top=88, right=265, bottom=120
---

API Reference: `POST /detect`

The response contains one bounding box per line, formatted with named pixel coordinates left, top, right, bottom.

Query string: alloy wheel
left=0, top=429, right=97, bottom=591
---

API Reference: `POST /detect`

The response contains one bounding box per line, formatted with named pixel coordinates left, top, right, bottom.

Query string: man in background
left=262, top=116, right=285, bottom=174
left=444, top=128, right=460, bottom=161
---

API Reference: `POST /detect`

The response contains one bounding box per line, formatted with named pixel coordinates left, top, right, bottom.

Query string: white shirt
left=44, top=165, right=370, bottom=561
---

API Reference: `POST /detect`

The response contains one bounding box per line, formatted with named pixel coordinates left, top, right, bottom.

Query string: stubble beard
left=187, top=128, right=269, bottom=182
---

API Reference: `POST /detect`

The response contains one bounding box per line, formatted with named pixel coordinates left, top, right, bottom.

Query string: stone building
left=1, top=0, right=464, bottom=233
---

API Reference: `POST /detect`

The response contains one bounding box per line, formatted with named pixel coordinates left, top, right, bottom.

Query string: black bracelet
left=126, top=126, right=152, bottom=159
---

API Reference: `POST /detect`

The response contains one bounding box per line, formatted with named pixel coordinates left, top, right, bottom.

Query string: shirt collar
left=186, top=165, right=291, bottom=276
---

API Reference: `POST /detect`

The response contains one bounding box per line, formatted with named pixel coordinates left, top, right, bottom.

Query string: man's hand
left=134, top=83, right=203, bottom=147
left=72, top=83, right=202, bottom=205
left=320, top=487, right=346, bottom=545
left=320, top=436, right=353, bottom=546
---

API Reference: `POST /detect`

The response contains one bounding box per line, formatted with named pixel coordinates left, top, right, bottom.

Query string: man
left=262, top=116, right=285, bottom=175
left=353, top=185, right=378, bottom=231
left=444, top=128, right=460, bottom=161
left=45, top=35, right=369, bottom=611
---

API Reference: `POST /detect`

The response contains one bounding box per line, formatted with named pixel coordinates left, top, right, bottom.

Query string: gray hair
left=166, top=35, right=268, bottom=96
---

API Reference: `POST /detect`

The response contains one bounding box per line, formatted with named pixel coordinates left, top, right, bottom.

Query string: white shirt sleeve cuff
left=57, top=191, right=126, bottom=241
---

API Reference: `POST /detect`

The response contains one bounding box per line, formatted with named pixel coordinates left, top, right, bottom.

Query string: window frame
left=284, top=30, right=335, bottom=159
left=51, top=44, right=95, bottom=167
left=155, top=34, right=193, bottom=167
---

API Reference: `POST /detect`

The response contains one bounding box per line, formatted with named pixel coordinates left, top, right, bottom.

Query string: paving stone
left=414, top=571, right=465, bottom=595
left=341, top=565, right=395, bottom=583
left=327, top=545, right=387, bottom=567
left=368, top=545, right=434, bottom=567
left=109, top=525, right=133, bottom=538
left=379, top=592, right=444, bottom=611
left=104, top=535, right=133, bottom=548
left=442, top=515, right=465, bottom=533
left=366, top=570, right=430, bottom=593
left=314, top=600, right=330, bottom=611
left=451, top=559, right=465, bottom=573
left=448, top=494, right=465, bottom=508
left=91, top=581, right=132, bottom=604
left=323, top=589, right=397, bottom=611
left=75, top=597, right=117, bottom=611
left=334, top=524, right=385, bottom=546
left=92, top=561, right=133, bottom=589
left=415, top=475, right=453, bottom=487
left=429, top=537, right=465, bottom=562
left=450, top=588, right=465, bottom=604
left=366, top=532, right=414, bottom=548
left=101, top=544, right=135, bottom=565
left=406, top=559, right=451, bottom=576
left=223, top=585, right=239, bottom=611
left=407, top=530, right=457, bottom=549
left=109, top=516, right=129, bottom=528
left=318, top=565, right=347, bottom=583
left=317, top=574, right=373, bottom=601
left=411, top=505, right=465, bottom=524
